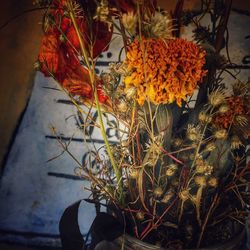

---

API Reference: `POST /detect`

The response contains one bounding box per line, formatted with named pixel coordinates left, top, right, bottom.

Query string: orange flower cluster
left=124, top=38, right=207, bottom=106
left=213, top=96, right=249, bottom=129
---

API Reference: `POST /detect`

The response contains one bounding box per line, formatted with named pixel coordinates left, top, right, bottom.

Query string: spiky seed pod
left=214, top=129, right=227, bottom=139
left=208, top=177, right=218, bottom=187
left=173, top=138, right=183, bottom=147
left=179, top=189, right=190, bottom=201
left=219, top=104, right=229, bottom=114
left=122, top=12, right=138, bottom=35
left=154, top=187, right=163, bottom=197
left=204, top=142, right=216, bottom=152
left=136, top=212, right=145, bottom=221
left=231, top=135, right=244, bottom=150
left=145, top=11, right=173, bottom=39
left=233, top=81, right=249, bottom=96
left=198, top=111, right=212, bottom=123
left=194, top=176, right=207, bottom=187
left=208, top=88, right=226, bottom=107
left=235, top=115, right=248, bottom=127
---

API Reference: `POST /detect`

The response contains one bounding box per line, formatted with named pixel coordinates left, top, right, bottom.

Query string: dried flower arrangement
left=35, top=0, right=250, bottom=249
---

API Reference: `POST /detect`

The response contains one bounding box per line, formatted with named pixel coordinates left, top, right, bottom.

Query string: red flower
left=38, top=33, right=67, bottom=81
left=38, top=0, right=152, bottom=104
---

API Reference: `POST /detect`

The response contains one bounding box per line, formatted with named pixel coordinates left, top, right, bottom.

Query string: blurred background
left=0, top=1, right=249, bottom=249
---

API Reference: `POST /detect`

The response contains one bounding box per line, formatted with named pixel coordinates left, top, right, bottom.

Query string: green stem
left=68, top=0, right=123, bottom=202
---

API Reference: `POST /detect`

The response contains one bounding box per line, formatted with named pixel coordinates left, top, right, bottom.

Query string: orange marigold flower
left=124, top=38, right=207, bottom=106
left=213, top=96, right=249, bottom=129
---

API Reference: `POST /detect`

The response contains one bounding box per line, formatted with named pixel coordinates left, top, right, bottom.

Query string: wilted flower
left=94, top=0, right=112, bottom=29
left=122, top=12, right=138, bottom=35
left=214, top=129, right=227, bottom=139
left=144, top=11, right=173, bottom=39
left=230, top=135, right=244, bottom=150
left=208, top=88, right=226, bottom=107
left=213, top=96, right=249, bottom=129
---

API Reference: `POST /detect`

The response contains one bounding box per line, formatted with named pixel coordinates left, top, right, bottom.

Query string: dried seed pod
left=198, top=111, right=212, bottom=123
left=194, top=176, right=207, bottom=187
left=136, top=211, right=145, bottom=220
left=154, top=187, right=163, bottom=197
left=204, top=142, right=216, bottom=152
left=230, top=135, right=243, bottom=150
left=166, top=164, right=178, bottom=177
left=208, top=88, right=226, bottom=107
left=179, top=189, right=190, bottom=201
left=173, top=138, right=183, bottom=147
left=214, top=129, right=227, bottom=139
left=219, top=104, right=229, bottom=113
left=208, top=177, right=218, bottom=187
left=129, top=169, right=139, bottom=179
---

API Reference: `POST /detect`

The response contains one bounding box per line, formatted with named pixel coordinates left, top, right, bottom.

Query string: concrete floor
left=0, top=0, right=249, bottom=249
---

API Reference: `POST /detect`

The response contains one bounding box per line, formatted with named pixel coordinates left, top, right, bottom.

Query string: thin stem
left=67, top=0, right=123, bottom=201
